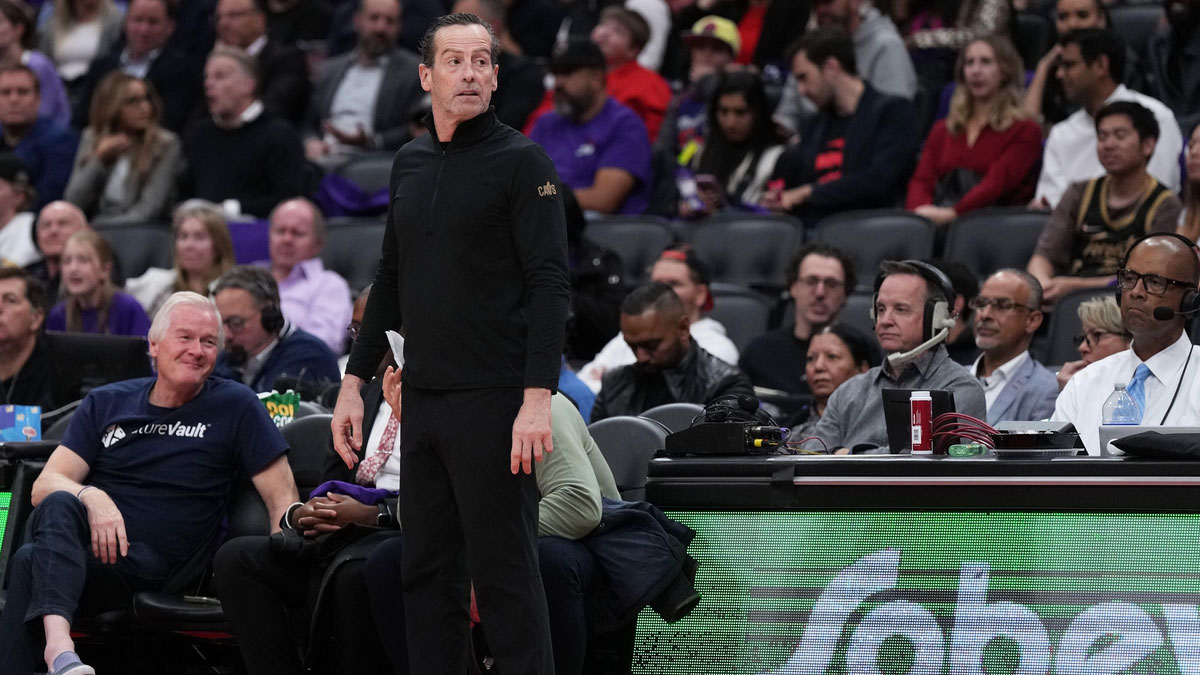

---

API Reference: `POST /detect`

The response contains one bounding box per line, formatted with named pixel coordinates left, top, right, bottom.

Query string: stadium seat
left=815, top=210, right=936, bottom=291
left=1040, top=287, right=1115, bottom=366
left=587, top=416, right=667, bottom=502
left=584, top=216, right=674, bottom=285
left=641, top=402, right=703, bottom=433
left=1109, top=4, right=1166, bottom=59
left=708, top=283, right=772, bottom=352
left=336, top=152, right=396, bottom=194
left=95, top=223, right=173, bottom=282
left=1013, top=10, right=1052, bottom=70
left=690, top=213, right=803, bottom=294
left=943, top=207, right=1049, bottom=281
left=321, top=221, right=386, bottom=292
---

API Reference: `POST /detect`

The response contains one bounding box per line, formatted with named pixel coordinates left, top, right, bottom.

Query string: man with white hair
left=184, top=46, right=305, bottom=218
left=0, top=292, right=299, bottom=675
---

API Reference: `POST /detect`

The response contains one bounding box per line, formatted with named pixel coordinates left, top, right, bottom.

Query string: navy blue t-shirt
left=61, top=376, right=288, bottom=568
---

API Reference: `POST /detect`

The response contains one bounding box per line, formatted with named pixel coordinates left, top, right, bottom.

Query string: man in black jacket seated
left=591, top=282, right=753, bottom=422
left=763, top=27, right=918, bottom=227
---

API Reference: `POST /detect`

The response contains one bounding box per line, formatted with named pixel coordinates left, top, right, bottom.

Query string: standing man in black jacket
left=331, top=12, right=569, bottom=675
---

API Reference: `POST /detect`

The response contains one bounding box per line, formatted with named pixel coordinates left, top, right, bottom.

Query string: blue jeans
left=0, top=491, right=170, bottom=673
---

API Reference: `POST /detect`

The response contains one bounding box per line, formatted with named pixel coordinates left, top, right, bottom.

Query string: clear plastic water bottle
left=1101, top=383, right=1141, bottom=425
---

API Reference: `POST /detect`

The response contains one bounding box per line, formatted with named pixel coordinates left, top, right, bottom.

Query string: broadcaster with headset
left=212, top=265, right=341, bottom=394
left=1054, top=233, right=1200, bottom=455
left=809, top=260, right=986, bottom=453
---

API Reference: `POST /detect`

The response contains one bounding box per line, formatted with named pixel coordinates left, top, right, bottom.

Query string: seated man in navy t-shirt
left=0, top=292, right=298, bottom=675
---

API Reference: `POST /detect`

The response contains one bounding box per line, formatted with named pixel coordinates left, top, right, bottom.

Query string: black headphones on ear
left=869, top=260, right=957, bottom=342
left=260, top=302, right=284, bottom=334
left=1114, top=232, right=1200, bottom=313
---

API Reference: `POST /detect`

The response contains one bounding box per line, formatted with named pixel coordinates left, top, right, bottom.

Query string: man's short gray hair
left=149, top=292, right=224, bottom=349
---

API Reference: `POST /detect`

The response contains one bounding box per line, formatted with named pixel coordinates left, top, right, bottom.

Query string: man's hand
left=511, top=388, right=553, bottom=474
left=324, top=121, right=370, bottom=148
left=304, top=138, right=330, bottom=160
left=294, top=493, right=376, bottom=535
left=1057, top=359, right=1087, bottom=390
left=914, top=204, right=957, bottom=226
left=382, top=365, right=402, bottom=422
left=81, top=488, right=127, bottom=564
left=332, top=375, right=365, bottom=469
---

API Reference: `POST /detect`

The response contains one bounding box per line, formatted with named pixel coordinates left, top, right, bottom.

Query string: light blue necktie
left=1128, top=364, right=1152, bottom=423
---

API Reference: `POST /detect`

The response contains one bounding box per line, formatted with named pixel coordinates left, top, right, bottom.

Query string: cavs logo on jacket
left=537, top=182, right=557, bottom=197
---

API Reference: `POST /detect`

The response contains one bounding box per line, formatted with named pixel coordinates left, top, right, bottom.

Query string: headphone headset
left=219, top=269, right=285, bottom=335
left=1113, top=232, right=1200, bottom=314
left=698, top=394, right=778, bottom=427
left=869, top=260, right=957, bottom=342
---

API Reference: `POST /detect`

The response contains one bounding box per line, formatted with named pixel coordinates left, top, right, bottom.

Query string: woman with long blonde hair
left=47, top=229, right=150, bottom=336
left=125, top=201, right=236, bottom=319
left=64, top=71, right=182, bottom=223
left=906, top=35, right=1042, bottom=225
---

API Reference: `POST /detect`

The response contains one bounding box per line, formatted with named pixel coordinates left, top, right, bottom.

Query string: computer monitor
left=882, top=388, right=956, bottom=453
left=42, top=331, right=153, bottom=408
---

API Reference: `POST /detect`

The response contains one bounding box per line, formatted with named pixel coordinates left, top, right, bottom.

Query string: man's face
left=590, top=19, right=637, bottom=65
left=1055, top=0, right=1104, bottom=35
left=621, top=308, right=689, bottom=373
left=1097, top=113, right=1154, bottom=175
left=973, top=272, right=1039, bottom=353
left=1119, top=241, right=1198, bottom=338
left=552, top=68, right=602, bottom=120
left=791, top=51, right=832, bottom=110
left=814, top=0, right=854, bottom=28
left=650, top=259, right=707, bottom=318
left=688, top=40, right=732, bottom=81
left=215, top=287, right=273, bottom=357
left=35, top=203, right=86, bottom=259
left=355, top=0, right=401, bottom=58
left=791, top=254, right=847, bottom=329
left=0, top=72, right=39, bottom=127
left=0, top=277, right=41, bottom=350
left=269, top=202, right=322, bottom=271
left=418, top=24, right=498, bottom=127
left=215, top=0, right=265, bottom=48
left=874, top=273, right=927, bottom=354
left=124, top=0, right=174, bottom=58
left=1056, top=43, right=1100, bottom=103
left=149, top=304, right=221, bottom=390
left=205, top=55, right=255, bottom=120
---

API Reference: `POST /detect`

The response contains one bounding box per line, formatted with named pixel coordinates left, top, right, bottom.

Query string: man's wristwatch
left=376, top=502, right=393, bottom=528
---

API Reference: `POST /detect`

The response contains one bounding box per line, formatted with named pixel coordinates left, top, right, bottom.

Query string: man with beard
left=1054, top=233, right=1200, bottom=454
left=212, top=265, right=340, bottom=394
left=528, top=38, right=652, bottom=215
left=591, top=282, right=753, bottom=422
left=303, top=0, right=425, bottom=167
left=970, top=269, right=1059, bottom=425
left=1142, top=0, right=1200, bottom=125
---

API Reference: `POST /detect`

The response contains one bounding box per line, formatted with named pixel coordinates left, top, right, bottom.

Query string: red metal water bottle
left=910, top=390, right=932, bottom=454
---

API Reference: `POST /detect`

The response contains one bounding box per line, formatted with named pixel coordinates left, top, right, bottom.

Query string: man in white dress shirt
left=1054, top=233, right=1200, bottom=454
left=1034, top=28, right=1182, bottom=209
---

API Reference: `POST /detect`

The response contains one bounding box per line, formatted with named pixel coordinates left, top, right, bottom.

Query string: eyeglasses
left=1116, top=269, right=1196, bottom=296
left=1073, top=329, right=1126, bottom=348
left=797, top=276, right=844, bottom=292
left=968, top=296, right=1036, bottom=312
left=222, top=316, right=248, bottom=332
left=347, top=320, right=361, bottom=341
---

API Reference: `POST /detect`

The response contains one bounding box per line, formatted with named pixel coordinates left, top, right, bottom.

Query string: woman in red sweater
left=906, top=35, right=1042, bottom=226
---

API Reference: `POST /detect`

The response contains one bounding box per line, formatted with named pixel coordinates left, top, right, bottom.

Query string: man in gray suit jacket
left=971, top=269, right=1060, bottom=425
left=303, top=0, right=424, bottom=167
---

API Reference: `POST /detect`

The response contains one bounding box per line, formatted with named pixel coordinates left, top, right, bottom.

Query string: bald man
left=1054, top=234, right=1200, bottom=454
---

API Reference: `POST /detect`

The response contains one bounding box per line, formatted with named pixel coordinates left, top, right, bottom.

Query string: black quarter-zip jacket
left=346, top=108, right=570, bottom=392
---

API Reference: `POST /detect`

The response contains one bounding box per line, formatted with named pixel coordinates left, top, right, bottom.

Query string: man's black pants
left=398, top=385, right=552, bottom=675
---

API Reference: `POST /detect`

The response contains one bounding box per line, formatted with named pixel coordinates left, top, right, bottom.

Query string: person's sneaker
left=49, top=651, right=95, bottom=675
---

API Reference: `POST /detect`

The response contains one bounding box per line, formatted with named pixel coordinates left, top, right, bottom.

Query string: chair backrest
left=586, top=416, right=667, bottom=501
left=1109, top=4, right=1165, bottom=58
left=336, top=152, right=396, bottom=194
left=640, top=402, right=704, bottom=433
left=1012, top=10, right=1052, bottom=70
left=96, top=224, right=173, bottom=282
left=1040, top=287, right=1115, bottom=366
left=42, top=409, right=75, bottom=441
left=320, top=222, right=386, bottom=292
left=690, top=213, right=803, bottom=293
left=943, top=207, right=1049, bottom=281
left=707, top=283, right=771, bottom=352
left=584, top=217, right=674, bottom=285
left=295, top=400, right=328, bottom=418
left=281, top=414, right=338, bottom=496
left=815, top=210, right=936, bottom=291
